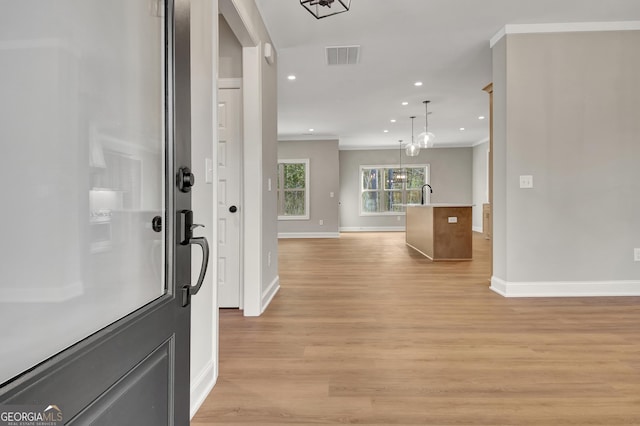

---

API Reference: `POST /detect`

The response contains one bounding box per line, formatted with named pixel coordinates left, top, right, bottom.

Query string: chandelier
left=300, top=0, right=351, bottom=19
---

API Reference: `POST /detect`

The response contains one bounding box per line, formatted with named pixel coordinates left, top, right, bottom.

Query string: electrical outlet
left=319, top=219, right=324, bottom=225
left=519, top=175, right=533, bottom=188
left=634, top=248, right=640, bottom=262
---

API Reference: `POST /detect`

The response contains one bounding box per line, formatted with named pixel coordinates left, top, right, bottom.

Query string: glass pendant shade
left=405, top=115, right=420, bottom=157
left=418, top=131, right=436, bottom=148
left=419, top=100, right=435, bottom=148
left=406, top=142, right=420, bottom=156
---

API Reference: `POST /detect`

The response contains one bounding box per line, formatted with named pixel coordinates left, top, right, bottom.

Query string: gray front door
left=0, top=1, right=200, bottom=424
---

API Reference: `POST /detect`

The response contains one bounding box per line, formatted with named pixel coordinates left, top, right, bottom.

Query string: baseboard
left=339, top=226, right=405, bottom=232
left=490, top=276, right=640, bottom=297
left=0, top=281, right=84, bottom=303
left=472, top=226, right=483, bottom=233
left=261, top=275, right=280, bottom=313
left=190, top=360, right=216, bottom=419
left=278, top=232, right=340, bottom=239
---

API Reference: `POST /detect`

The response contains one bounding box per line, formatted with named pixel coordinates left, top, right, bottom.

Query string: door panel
left=0, top=0, right=195, bottom=424
left=217, top=88, right=242, bottom=308
left=0, top=0, right=165, bottom=384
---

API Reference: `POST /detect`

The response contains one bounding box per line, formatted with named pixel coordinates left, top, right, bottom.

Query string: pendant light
left=405, top=116, right=420, bottom=157
left=418, top=100, right=435, bottom=148
left=395, top=139, right=407, bottom=183
left=300, top=0, right=351, bottom=19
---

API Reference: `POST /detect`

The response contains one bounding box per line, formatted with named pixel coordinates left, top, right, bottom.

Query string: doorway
left=217, top=84, right=243, bottom=308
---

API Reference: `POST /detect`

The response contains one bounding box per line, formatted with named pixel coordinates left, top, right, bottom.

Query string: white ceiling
left=253, top=0, right=640, bottom=149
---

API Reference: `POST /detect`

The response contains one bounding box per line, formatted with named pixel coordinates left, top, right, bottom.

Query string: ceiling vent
left=326, top=45, right=360, bottom=65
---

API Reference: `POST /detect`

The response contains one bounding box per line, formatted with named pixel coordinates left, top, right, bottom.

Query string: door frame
left=218, top=78, right=244, bottom=309
left=218, top=0, right=263, bottom=316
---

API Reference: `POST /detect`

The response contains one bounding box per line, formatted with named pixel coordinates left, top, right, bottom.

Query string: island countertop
left=405, top=205, right=472, bottom=261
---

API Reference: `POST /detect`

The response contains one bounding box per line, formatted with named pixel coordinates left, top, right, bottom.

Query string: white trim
left=278, top=134, right=339, bottom=141
left=472, top=226, right=483, bottom=233
left=490, top=277, right=640, bottom=298
left=218, top=77, right=242, bottom=89
left=241, top=45, right=262, bottom=317
left=278, top=232, right=340, bottom=239
left=340, top=226, right=405, bottom=232
left=189, top=360, right=217, bottom=419
left=261, top=276, right=280, bottom=314
left=490, top=21, right=640, bottom=47
left=0, top=281, right=84, bottom=303
left=339, top=143, right=475, bottom=151
left=472, top=137, right=490, bottom=147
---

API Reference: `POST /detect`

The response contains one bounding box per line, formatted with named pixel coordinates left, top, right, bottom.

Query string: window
left=360, top=165, right=429, bottom=215
left=277, top=159, right=310, bottom=220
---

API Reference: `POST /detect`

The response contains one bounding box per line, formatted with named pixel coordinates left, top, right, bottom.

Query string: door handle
left=229, top=205, right=238, bottom=213
left=179, top=210, right=210, bottom=307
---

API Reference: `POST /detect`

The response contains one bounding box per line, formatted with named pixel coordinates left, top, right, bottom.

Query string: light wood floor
left=193, top=232, right=640, bottom=425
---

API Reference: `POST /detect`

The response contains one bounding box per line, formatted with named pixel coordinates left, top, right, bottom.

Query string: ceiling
left=253, top=0, right=640, bottom=150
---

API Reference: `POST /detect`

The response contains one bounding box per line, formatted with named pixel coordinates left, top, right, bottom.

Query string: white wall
left=278, top=140, right=340, bottom=237
left=492, top=28, right=640, bottom=296
left=472, top=142, right=489, bottom=232
left=218, top=14, right=242, bottom=79
left=189, top=0, right=217, bottom=417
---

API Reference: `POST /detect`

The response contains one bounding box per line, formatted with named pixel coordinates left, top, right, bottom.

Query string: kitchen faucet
left=421, top=184, right=433, bottom=205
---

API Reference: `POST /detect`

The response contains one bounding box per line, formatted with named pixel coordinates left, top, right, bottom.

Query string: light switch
left=330, top=192, right=335, bottom=198
left=268, top=178, right=272, bottom=191
left=448, top=217, right=458, bottom=223
left=519, top=175, right=533, bottom=188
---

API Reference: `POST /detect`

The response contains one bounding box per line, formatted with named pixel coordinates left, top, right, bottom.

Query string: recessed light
left=414, top=81, right=423, bottom=87
left=459, top=127, right=465, bottom=131
left=478, top=116, right=485, bottom=120
left=308, top=128, right=314, bottom=132
left=383, top=130, right=389, bottom=133
left=401, top=101, right=409, bottom=106
left=390, top=119, right=396, bottom=123
left=287, top=75, right=296, bottom=80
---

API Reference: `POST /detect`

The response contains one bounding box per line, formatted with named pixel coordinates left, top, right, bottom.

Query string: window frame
left=359, top=164, right=430, bottom=216
left=277, top=158, right=310, bottom=220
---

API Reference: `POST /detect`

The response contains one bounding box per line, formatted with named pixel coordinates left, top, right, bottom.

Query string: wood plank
left=193, top=232, right=640, bottom=425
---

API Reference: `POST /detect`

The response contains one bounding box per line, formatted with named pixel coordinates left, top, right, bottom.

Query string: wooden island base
left=405, top=205, right=473, bottom=261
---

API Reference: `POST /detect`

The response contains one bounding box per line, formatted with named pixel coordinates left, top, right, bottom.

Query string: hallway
left=193, top=232, right=640, bottom=425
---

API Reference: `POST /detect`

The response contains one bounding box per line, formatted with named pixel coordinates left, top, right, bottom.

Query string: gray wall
left=218, top=14, right=242, bottom=79
left=278, top=140, right=340, bottom=235
left=493, top=30, right=640, bottom=283
left=472, top=142, right=489, bottom=231
left=339, top=148, right=473, bottom=230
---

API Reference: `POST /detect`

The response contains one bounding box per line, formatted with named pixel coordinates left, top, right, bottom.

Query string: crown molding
left=490, top=21, right=640, bottom=48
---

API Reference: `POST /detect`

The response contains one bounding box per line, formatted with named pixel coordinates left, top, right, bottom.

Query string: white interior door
left=217, top=87, right=242, bottom=308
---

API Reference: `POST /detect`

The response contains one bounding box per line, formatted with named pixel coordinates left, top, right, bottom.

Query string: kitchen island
left=405, top=204, right=473, bottom=261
